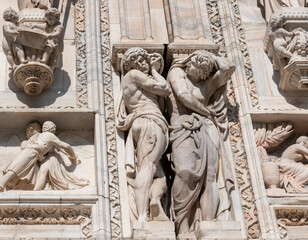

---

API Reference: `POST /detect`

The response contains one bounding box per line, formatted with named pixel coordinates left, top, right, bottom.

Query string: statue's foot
left=137, top=215, right=150, bottom=222
left=177, top=232, right=196, bottom=239
left=39, top=59, right=47, bottom=64
left=0, top=187, right=4, bottom=192
left=150, top=198, right=169, bottom=221
left=20, top=59, right=28, bottom=64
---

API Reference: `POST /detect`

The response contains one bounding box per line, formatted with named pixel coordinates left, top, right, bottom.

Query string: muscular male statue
left=116, top=47, right=170, bottom=222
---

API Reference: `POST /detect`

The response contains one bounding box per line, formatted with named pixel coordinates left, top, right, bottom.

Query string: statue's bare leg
left=14, top=43, right=27, bottom=64
left=40, top=46, right=53, bottom=64
left=0, top=171, right=16, bottom=191
left=34, top=161, right=50, bottom=190
left=149, top=174, right=168, bottom=221
left=133, top=120, right=167, bottom=222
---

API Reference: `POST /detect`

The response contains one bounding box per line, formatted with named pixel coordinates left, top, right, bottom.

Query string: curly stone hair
left=26, top=122, right=41, bottom=139
left=269, top=14, right=283, bottom=28
left=42, top=121, right=56, bottom=134
left=45, top=7, right=60, bottom=20
left=121, top=47, right=150, bottom=74
left=189, top=51, right=215, bottom=80
left=3, top=8, right=18, bottom=21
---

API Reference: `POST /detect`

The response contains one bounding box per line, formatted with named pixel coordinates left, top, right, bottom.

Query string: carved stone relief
left=275, top=208, right=308, bottom=239
left=0, top=205, right=92, bottom=238
left=166, top=50, right=235, bottom=238
left=0, top=121, right=90, bottom=192
left=116, top=47, right=171, bottom=224
left=253, top=121, right=308, bottom=194
left=264, top=7, right=308, bottom=92
left=2, top=3, right=64, bottom=95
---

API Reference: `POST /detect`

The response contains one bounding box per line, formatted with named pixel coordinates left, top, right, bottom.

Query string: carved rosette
left=280, top=59, right=308, bottom=91
left=13, top=62, right=53, bottom=95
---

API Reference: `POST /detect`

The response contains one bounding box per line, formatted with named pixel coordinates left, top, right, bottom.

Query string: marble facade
left=0, top=0, right=307, bottom=239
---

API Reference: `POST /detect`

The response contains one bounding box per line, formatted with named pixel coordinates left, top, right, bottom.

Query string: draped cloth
left=4, top=133, right=43, bottom=186
left=279, top=159, right=308, bottom=193
left=42, top=151, right=89, bottom=190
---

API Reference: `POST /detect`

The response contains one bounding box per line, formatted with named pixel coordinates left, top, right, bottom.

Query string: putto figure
left=166, top=50, right=235, bottom=237
left=2, top=5, right=64, bottom=95
left=116, top=47, right=170, bottom=222
left=2, top=8, right=27, bottom=68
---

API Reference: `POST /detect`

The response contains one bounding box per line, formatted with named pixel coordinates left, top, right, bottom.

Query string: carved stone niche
left=253, top=120, right=308, bottom=196
left=2, top=4, right=64, bottom=95
left=0, top=112, right=95, bottom=193
left=264, top=7, right=308, bottom=92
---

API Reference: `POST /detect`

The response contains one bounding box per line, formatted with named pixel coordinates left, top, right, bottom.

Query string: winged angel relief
left=0, top=121, right=91, bottom=192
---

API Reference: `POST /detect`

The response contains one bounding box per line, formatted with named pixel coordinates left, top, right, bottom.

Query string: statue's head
left=269, top=14, right=283, bottom=28
left=121, top=47, right=150, bottom=75
left=26, top=122, right=41, bottom=139
left=45, top=7, right=60, bottom=25
left=296, top=136, right=308, bottom=146
left=3, top=8, right=18, bottom=23
left=186, top=51, right=215, bottom=81
left=42, top=121, right=56, bottom=134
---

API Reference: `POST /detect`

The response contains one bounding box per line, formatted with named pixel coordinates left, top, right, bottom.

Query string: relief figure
left=116, top=47, right=171, bottom=222
left=279, top=136, right=308, bottom=193
left=2, top=8, right=26, bottom=68
left=166, top=50, right=235, bottom=236
left=0, top=121, right=88, bottom=191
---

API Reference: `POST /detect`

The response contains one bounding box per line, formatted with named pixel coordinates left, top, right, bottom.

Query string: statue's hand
left=72, top=158, right=81, bottom=165
left=150, top=53, right=163, bottom=72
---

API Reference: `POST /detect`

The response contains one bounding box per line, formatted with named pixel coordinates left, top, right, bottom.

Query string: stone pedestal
left=280, top=59, right=308, bottom=92
left=132, top=221, right=176, bottom=240
left=196, top=221, right=244, bottom=240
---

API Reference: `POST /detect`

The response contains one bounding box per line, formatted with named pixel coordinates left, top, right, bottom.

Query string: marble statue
left=166, top=50, right=235, bottom=236
left=268, top=14, right=295, bottom=72
left=2, top=5, right=64, bottom=95
left=279, top=136, right=308, bottom=193
left=265, top=10, right=308, bottom=90
left=258, top=0, right=307, bottom=22
left=0, top=121, right=88, bottom=191
left=116, top=47, right=170, bottom=222
left=2, top=8, right=27, bottom=68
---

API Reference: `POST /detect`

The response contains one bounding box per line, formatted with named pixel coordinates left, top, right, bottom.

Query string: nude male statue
left=116, top=47, right=170, bottom=222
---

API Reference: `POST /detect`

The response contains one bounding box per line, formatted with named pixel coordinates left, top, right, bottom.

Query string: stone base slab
left=133, top=221, right=176, bottom=240
left=196, top=221, right=244, bottom=240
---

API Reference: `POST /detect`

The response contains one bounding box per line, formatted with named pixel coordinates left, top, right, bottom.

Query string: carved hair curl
left=42, top=121, right=56, bottom=133
left=269, top=14, right=283, bottom=27
left=121, top=47, right=149, bottom=73
left=45, top=7, right=60, bottom=20
left=296, top=136, right=308, bottom=144
left=3, top=8, right=18, bottom=21
left=26, top=122, right=41, bottom=139
left=189, top=51, right=215, bottom=80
